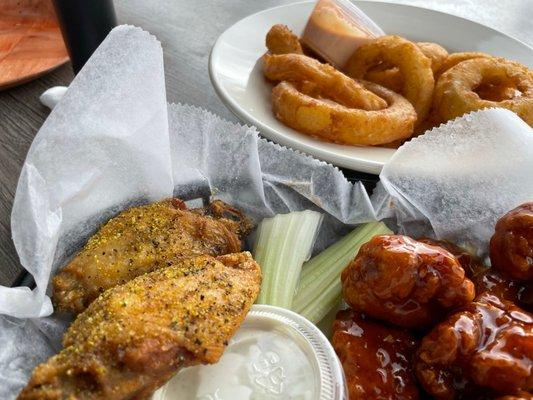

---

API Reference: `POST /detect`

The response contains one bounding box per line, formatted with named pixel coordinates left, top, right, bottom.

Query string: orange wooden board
left=0, top=0, right=69, bottom=90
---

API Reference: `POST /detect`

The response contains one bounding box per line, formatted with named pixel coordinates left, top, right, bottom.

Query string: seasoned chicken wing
left=19, top=252, right=261, bottom=400
left=53, top=198, right=251, bottom=313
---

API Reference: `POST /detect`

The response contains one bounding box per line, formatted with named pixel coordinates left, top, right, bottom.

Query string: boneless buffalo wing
left=336, top=204, right=533, bottom=399
left=420, top=237, right=533, bottom=311
left=415, top=293, right=533, bottom=399
left=341, top=235, right=475, bottom=328
left=490, top=202, right=533, bottom=281
left=496, top=393, right=533, bottom=400
left=332, top=309, right=420, bottom=399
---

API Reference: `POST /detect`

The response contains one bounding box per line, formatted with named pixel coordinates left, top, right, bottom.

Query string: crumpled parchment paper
left=1, top=24, right=533, bottom=399
left=0, top=26, right=375, bottom=398
left=373, top=108, right=533, bottom=254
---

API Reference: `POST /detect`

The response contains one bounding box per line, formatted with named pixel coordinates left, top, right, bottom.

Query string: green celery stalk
left=292, top=221, right=392, bottom=323
left=254, top=210, right=323, bottom=308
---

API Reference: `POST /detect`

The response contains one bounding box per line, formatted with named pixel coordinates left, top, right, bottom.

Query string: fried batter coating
left=341, top=235, right=475, bottom=328
left=365, top=42, right=448, bottom=93
left=475, top=81, right=522, bottom=101
left=18, top=252, right=261, bottom=400
left=490, top=202, right=533, bottom=281
left=365, top=65, right=403, bottom=93
left=436, top=52, right=491, bottom=78
left=432, top=58, right=533, bottom=126
left=415, top=294, right=533, bottom=399
left=345, top=35, right=435, bottom=124
left=266, top=24, right=303, bottom=55
left=53, top=199, right=251, bottom=314
left=269, top=78, right=416, bottom=146
left=332, top=309, right=420, bottom=400
left=263, top=53, right=387, bottom=110
left=416, top=42, right=449, bottom=73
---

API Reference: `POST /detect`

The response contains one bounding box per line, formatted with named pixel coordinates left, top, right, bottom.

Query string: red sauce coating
left=341, top=235, right=475, bottom=328
left=332, top=309, right=420, bottom=400
left=490, top=202, right=533, bottom=281
left=415, top=294, right=533, bottom=399
left=418, top=238, right=483, bottom=279
left=419, top=238, right=533, bottom=312
left=495, top=393, right=533, bottom=400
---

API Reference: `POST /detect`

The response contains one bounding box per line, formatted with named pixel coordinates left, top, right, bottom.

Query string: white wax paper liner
left=373, top=108, right=533, bottom=254
left=0, top=26, right=375, bottom=398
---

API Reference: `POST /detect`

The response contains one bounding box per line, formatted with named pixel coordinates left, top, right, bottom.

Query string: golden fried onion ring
left=436, top=51, right=491, bottom=77
left=475, top=82, right=522, bottom=102
left=271, top=80, right=416, bottom=146
left=264, top=53, right=387, bottom=111
left=432, top=57, right=533, bottom=126
left=365, top=65, right=403, bottom=93
left=417, top=42, right=449, bottom=72
left=345, top=36, right=435, bottom=124
left=363, top=42, right=448, bottom=94
left=266, top=24, right=303, bottom=55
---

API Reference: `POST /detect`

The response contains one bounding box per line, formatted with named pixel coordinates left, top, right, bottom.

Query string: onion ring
left=436, top=51, right=491, bottom=77
left=345, top=35, right=435, bottom=124
left=263, top=53, right=387, bottom=110
left=475, top=82, right=522, bottom=102
left=271, top=80, right=416, bottom=146
left=265, top=24, right=303, bottom=55
left=417, top=42, right=449, bottom=72
left=363, top=42, right=447, bottom=93
left=365, top=66, right=403, bottom=93
left=432, top=57, right=533, bottom=126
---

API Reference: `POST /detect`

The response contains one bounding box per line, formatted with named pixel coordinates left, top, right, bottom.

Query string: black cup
left=52, top=0, right=118, bottom=74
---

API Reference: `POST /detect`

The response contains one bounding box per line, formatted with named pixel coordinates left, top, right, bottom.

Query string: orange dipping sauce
left=302, top=0, right=384, bottom=69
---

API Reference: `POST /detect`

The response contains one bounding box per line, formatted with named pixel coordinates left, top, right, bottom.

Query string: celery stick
left=254, top=210, right=323, bottom=307
left=316, top=298, right=343, bottom=340
left=292, top=221, right=392, bottom=323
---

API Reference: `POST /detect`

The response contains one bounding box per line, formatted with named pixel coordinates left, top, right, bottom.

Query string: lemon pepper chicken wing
left=18, top=252, right=261, bottom=400
left=53, top=198, right=251, bottom=313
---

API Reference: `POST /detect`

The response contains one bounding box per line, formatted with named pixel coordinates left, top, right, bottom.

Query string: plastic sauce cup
left=153, top=304, right=347, bottom=399
left=301, top=0, right=385, bottom=69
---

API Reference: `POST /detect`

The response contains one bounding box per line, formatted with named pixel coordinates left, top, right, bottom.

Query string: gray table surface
left=1, top=0, right=532, bottom=286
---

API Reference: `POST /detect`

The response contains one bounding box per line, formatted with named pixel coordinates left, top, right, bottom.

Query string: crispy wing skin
left=53, top=199, right=251, bottom=313
left=19, top=252, right=261, bottom=400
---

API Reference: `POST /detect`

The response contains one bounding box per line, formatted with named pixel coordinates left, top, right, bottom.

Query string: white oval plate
left=209, top=1, right=533, bottom=174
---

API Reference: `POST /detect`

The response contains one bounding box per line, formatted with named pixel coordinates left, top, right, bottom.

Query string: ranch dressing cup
left=153, top=305, right=347, bottom=400
left=302, top=0, right=385, bottom=69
